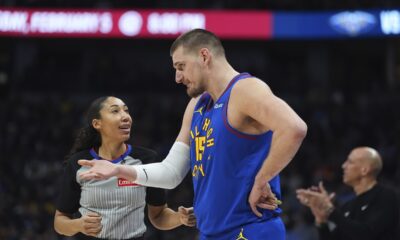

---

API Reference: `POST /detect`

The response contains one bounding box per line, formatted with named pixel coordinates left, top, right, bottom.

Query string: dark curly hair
left=65, top=96, right=110, bottom=161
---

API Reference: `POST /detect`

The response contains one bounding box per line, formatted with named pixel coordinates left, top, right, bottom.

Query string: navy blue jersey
left=189, top=73, right=282, bottom=237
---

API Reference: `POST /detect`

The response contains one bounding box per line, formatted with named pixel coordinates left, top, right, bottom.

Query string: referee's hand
left=80, top=212, right=102, bottom=237
left=178, top=206, right=196, bottom=227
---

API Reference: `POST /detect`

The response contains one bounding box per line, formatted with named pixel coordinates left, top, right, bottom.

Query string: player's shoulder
left=183, top=96, right=203, bottom=117
left=129, top=145, right=160, bottom=164
left=234, top=76, right=269, bottom=91
left=231, top=75, right=272, bottom=103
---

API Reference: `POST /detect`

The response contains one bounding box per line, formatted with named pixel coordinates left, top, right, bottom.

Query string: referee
left=54, top=96, right=196, bottom=240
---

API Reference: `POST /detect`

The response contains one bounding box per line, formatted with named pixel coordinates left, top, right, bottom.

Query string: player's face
left=172, top=46, right=206, bottom=98
left=342, top=149, right=365, bottom=186
left=94, top=97, right=132, bottom=143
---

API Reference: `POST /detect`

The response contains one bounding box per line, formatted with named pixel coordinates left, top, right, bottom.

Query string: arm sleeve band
left=132, top=141, right=190, bottom=189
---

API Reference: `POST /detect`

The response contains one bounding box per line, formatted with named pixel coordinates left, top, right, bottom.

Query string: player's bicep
left=237, top=79, right=304, bottom=132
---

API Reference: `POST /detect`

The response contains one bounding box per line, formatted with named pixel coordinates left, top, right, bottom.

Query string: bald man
left=296, top=147, right=399, bottom=240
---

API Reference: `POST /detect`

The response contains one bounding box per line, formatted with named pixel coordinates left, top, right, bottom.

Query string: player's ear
left=199, top=48, right=211, bottom=64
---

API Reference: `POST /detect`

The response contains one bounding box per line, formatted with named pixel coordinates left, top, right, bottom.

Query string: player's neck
left=98, top=141, right=126, bottom=160
left=207, top=61, right=239, bottom=101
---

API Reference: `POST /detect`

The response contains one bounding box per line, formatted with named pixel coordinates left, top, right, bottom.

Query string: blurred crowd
left=1, top=34, right=400, bottom=240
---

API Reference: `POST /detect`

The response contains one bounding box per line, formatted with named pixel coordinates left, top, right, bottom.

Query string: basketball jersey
left=190, top=72, right=282, bottom=237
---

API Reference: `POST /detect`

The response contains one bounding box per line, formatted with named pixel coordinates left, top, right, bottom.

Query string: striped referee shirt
left=56, top=145, right=166, bottom=240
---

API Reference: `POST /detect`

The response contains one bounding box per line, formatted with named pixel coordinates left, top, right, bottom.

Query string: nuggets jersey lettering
left=190, top=73, right=282, bottom=237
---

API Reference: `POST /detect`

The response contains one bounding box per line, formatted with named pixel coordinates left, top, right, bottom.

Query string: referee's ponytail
left=65, top=96, right=110, bottom=161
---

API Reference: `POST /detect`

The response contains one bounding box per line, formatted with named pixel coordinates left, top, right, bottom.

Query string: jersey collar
left=90, top=144, right=132, bottom=164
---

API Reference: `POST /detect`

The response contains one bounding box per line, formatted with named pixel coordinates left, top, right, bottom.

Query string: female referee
left=54, top=96, right=195, bottom=240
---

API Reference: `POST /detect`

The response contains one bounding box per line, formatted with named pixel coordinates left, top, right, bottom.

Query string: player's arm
left=129, top=97, right=198, bottom=188
left=234, top=78, right=307, bottom=216
left=147, top=204, right=196, bottom=230
left=235, top=78, right=307, bottom=181
left=78, top=98, right=199, bottom=189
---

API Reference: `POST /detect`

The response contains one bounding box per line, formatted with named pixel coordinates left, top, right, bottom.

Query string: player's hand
left=78, top=159, right=119, bottom=180
left=248, top=179, right=281, bottom=217
left=79, top=212, right=102, bottom=237
left=178, top=206, right=196, bottom=227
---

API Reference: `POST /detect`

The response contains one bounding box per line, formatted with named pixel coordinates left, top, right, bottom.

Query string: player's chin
left=187, top=88, right=202, bottom=98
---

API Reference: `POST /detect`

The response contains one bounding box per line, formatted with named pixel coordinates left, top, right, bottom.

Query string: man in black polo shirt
left=296, top=146, right=399, bottom=240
